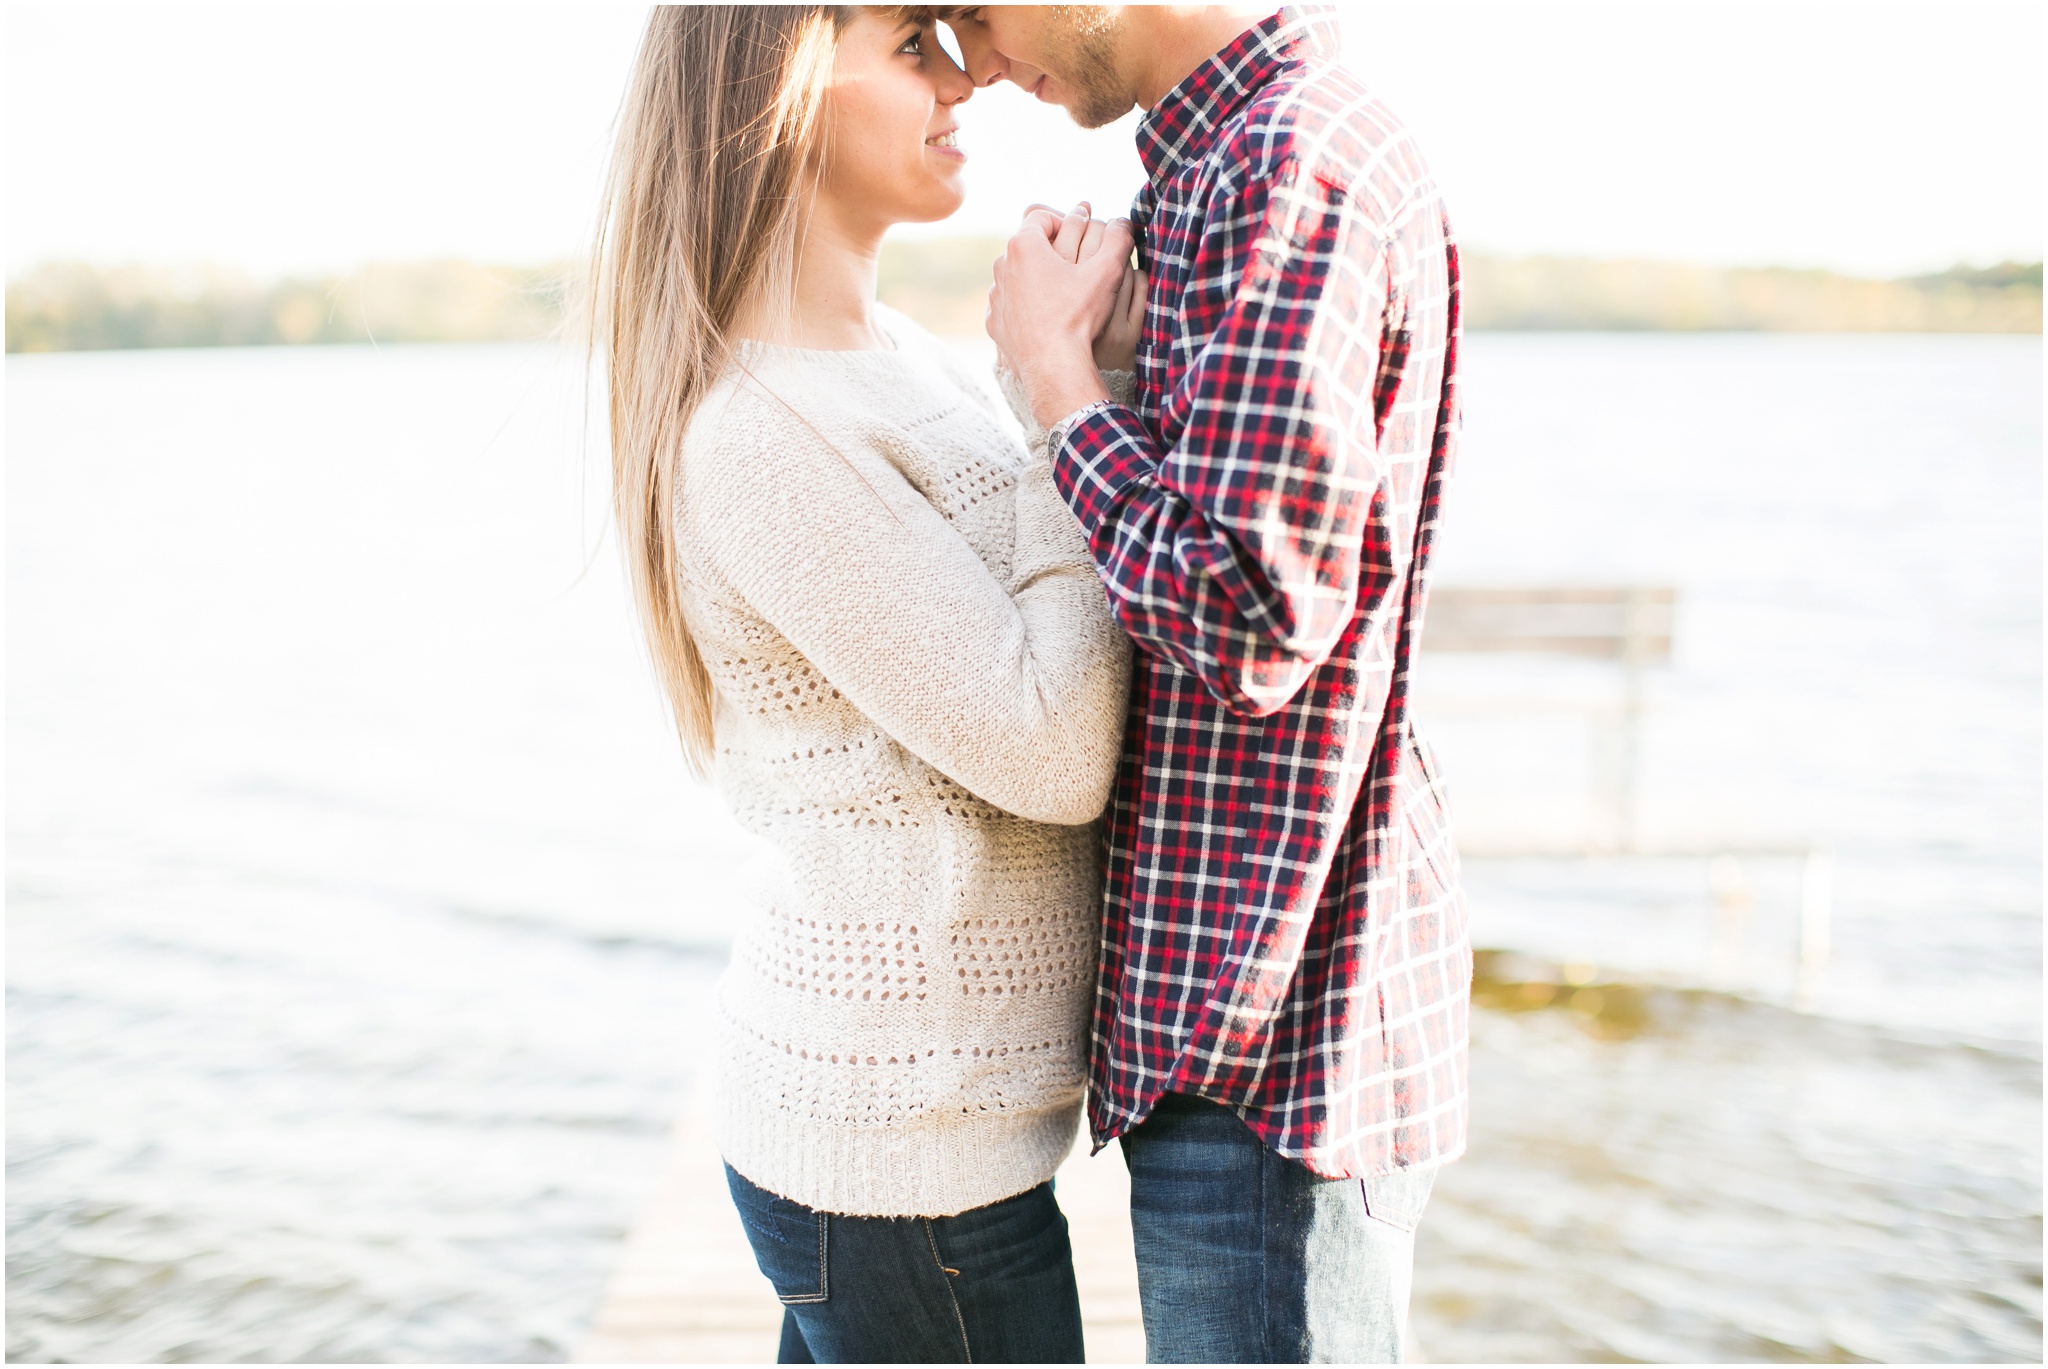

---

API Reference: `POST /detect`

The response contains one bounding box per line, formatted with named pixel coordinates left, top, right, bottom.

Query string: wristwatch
left=1047, top=399, right=1118, bottom=456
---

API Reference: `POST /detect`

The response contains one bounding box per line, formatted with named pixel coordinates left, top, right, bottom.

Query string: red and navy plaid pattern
left=1051, top=6, right=1470, bottom=1179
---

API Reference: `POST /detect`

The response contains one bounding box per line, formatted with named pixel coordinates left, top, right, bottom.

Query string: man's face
left=948, top=6, right=1136, bottom=129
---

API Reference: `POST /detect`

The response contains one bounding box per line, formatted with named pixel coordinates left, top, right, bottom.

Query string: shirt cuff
left=1049, top=400, right=1158, bottom=538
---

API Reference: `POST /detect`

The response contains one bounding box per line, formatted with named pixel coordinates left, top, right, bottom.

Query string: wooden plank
left=1058, top=1143, right=1148, bottom=1363
left=576, top=1093, right=1145, bottom=1363
left=573, top=1091, right=778, bottom=1364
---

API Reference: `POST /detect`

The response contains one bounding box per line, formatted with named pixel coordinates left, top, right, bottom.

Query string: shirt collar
left=1133, top=6, right=1343, bottom=185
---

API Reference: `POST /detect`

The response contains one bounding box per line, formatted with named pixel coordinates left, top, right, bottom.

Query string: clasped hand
left=987, top=202, right=1146, bottom=431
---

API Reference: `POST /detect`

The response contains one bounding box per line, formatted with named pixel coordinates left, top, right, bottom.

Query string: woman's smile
left=924, top=125, right=964, bottom=160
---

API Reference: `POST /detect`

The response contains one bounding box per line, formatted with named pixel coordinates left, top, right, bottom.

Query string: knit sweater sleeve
left=685, top=384, right=1129, bottom=827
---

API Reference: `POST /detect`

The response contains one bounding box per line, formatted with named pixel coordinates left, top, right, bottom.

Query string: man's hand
left=988, top=202, right=1134, bottom=430
left=1093, top=263, right=1146, bottom=373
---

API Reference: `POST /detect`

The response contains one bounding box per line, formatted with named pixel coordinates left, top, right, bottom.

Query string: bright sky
left=6, top=3, right=2041, bottom=279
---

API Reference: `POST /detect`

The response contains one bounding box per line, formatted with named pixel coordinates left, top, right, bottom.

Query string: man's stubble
left=1043, top=5, right=1134, bottom=129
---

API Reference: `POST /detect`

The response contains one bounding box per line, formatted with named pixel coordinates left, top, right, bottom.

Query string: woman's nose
left=934, top=60, right=975, bottom=105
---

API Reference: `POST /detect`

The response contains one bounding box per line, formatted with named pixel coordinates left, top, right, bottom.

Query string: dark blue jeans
left=1122, top=1093, right=1438, bottom=1363
left=725, top=1163, right=1085, bottom=1363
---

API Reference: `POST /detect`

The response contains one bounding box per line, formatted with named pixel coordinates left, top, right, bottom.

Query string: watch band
left=1047, top=399, right=1117, bottom=455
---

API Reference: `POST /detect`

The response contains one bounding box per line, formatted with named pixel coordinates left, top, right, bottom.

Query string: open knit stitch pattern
left=674, top=309, right=1135, bottom=1217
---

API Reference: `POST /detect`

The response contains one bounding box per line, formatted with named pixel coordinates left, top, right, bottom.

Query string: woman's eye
left=897, top=32, right=924, bottom=57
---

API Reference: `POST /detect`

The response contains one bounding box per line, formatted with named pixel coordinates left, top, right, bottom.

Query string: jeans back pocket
left=726, top=1163, right=830, bottom=1304
left=1360, top=1165, right=1437, bottom=1234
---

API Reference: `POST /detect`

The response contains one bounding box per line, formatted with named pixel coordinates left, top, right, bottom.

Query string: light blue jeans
left=1121, top=1093, right=1438, bottom=1364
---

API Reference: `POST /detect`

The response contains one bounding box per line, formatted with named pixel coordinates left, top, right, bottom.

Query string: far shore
left=6, top=250, right=2040, bottom=354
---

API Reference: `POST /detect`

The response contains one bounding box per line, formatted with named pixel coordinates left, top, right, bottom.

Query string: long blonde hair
left=591, top=5, right=850, bottom=775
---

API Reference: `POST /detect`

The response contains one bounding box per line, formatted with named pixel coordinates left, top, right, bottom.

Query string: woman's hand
left=1092, top=265, right=1145, bottom=373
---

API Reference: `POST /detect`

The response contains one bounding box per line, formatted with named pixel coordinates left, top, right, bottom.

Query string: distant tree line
left=1461, top=257, right=2041, bottom=332
left=6, top=251, right=2039, bottom=353
left=4, top=260, right=573, bottom=353
left=875, top=246, right=2040, bottom=335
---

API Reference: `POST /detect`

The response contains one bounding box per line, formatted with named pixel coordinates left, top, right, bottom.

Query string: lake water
left=7, top=335, right=2040, bottom=1362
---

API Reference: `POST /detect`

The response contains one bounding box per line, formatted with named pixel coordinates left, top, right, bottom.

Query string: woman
left=590, top=7, right=1140, bottom=1363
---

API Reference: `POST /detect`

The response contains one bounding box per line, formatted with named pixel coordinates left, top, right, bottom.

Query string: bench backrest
left=1421, top=586, right=1677, bottom=662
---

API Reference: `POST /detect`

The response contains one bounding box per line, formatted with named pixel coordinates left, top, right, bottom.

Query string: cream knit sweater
left=675, top=309, right=1133, bottom=1218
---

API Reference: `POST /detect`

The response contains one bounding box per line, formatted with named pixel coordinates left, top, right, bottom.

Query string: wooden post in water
left=1616, top=586, right=1660, bottom=853
left=1796, top=848, right=1834, bottom=1012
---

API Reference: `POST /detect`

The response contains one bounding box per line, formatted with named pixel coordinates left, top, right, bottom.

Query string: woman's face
left=818, top=10, right=974, bottom=231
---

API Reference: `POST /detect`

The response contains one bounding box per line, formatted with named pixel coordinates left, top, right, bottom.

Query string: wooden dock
left=574, top=1092, right=1147, bottom=1363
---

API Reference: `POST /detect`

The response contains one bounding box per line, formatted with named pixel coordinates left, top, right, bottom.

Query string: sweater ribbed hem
left=715, top=1085, right=1083, bottom=1219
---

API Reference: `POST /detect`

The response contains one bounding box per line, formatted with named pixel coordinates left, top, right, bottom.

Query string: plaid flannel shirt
left=1050, top=6, right=1470, bottom=1179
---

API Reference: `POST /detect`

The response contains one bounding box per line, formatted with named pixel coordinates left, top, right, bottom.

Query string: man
left=954, top=6, right=1471, bottom=1362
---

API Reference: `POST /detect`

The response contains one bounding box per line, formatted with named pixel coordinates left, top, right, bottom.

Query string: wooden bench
left=1417, top=584, right=1831, bottom=1008
left=1420, top=586, right=1676, bottom=854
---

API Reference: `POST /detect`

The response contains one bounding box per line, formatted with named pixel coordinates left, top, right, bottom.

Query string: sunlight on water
left=6, top=336, right=2040, bottom=1362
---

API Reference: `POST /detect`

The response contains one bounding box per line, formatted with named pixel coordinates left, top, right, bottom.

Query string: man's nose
left=947, top=20, right=1012, bottom=88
